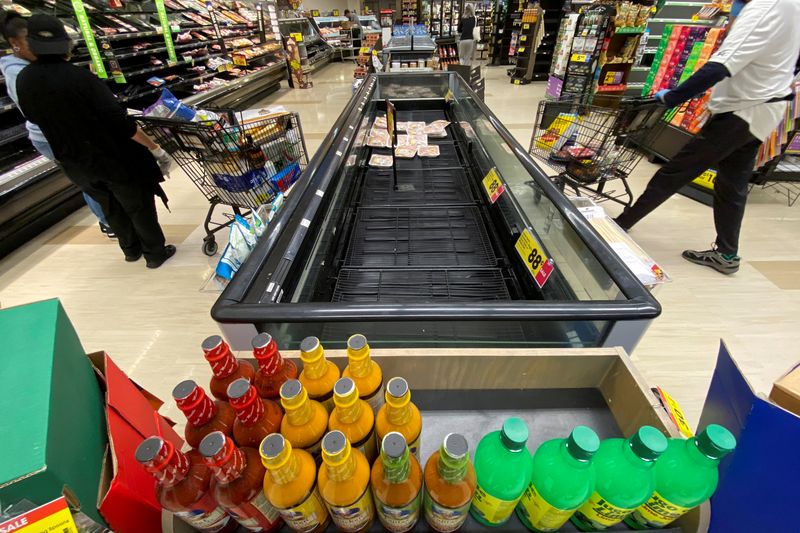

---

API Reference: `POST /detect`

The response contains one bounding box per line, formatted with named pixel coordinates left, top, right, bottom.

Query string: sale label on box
left=482, top=168, right=505, bottom=203
left=0, top=498, right=78, bottom=533
left=515, top=229, right=554, bottom=288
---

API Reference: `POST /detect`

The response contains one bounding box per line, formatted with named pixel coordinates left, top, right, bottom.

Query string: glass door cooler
left=212, top=72, right=660, bottom=352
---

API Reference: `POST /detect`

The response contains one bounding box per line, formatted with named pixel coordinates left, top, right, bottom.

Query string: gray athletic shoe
left=681, top=246, right=740, bottom=275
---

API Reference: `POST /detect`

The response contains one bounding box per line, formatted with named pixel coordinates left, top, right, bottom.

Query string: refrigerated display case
left=212, top=72, right=661, bottom=353
left=278, top=17, right=333, bottom=74
left=359, top=15, right=383, bottom=36
left=312, top=15, right=351, bottom=50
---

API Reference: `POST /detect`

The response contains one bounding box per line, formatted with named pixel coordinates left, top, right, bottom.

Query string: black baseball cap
left=27, top=14, right=72, bottom=56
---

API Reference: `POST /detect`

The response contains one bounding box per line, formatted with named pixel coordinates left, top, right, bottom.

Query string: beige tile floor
left=1, top=62, right=799, bottom=427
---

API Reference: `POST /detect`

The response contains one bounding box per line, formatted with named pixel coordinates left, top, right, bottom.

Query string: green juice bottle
left=570, top=426, right=668, bottom=531
left=625, top=424, right=736, bottom=529
left=516, top=426, right=600, bottom=532
left=469, top=418, right=533, bottom=527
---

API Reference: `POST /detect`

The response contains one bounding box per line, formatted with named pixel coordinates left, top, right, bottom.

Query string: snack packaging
left=395, top=146, right=417, bottom=158
left=566, top=146, right=596, bottom=159
left=417, top=145, right=440, bottom=158
left=369, top=154, right=394, bottom=167
left=142, top=88, right=196, bottom=121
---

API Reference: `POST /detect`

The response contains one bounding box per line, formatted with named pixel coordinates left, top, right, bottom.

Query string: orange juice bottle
left=279, top=379, right=328, bottom=458
left=376, top=377, right=422, bottom=460
left=371, top=432, right=423, bottom=532
left=260, top=433, right=330, bottom=533
left=299, top=336, right=340, bottom=413
left=328, top=377, right=377, bottom=463
left=318, top=430, right=375, bottom=533
left=342, top=334, right=384, bottom=415
left=423, top=433, right=477, bottom=532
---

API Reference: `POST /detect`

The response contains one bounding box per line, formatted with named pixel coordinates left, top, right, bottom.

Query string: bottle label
left=573, top=491, right=636, bottom=530
left=228, top=490, right=281, bottom=531
left=364, top=383, right=385, bottom=414
left=628, top=491, right=692, bottom=528
left=174, top=507, right=231, bottom=532
left=470, top=485, right=520, bottom=525
left=376, top=490, right=421, bottom=532
left=517, top=483, right=576, bottom=532
left=326, top=486, right=375, bottom=533
left=423, top=488, right=471, bottom=532
left=278, top=486, right=330, bottom=533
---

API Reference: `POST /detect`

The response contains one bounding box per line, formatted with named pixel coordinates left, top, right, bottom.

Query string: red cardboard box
left=89, top=352, right=184, bottom=533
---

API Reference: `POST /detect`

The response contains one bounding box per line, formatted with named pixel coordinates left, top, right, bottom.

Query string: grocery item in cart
left=418, top=145, right=440, bottom=158
left=566, top=146, right=596, bottom=160
left=370, top=154, right=394, bottom=167
left=534, top=113, right=580, bottom=151
left=395, top=146, right=417, bottom=158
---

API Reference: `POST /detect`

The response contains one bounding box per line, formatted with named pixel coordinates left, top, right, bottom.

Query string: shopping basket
left=528, top=95, right=664, bottom=207
left=138, top=109, right=308, bottom=256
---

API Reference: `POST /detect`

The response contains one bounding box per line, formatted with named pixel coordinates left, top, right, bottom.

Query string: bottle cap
left=199, top=431, right=228, bottom=460
left=382, top=432, right=407, bottom=459
left=696, top=424, right=736, bottom=459
left=227, top=378, right=251, bottom=401
left=443, top=433, right=469, bottom=460
left=385, top=377, right=411, bottom=408
left=347, top=334, right=369, bottom=359
left=260, top=433, right=292, bottom=470
left=252, top=332, right=274, bottom=351
left=333, top=377, right=359, bottom=408
left=202, top=335, right=224, bottom=352
left=630, top=426, right=668, bottom=461
left=300, top=336, right=323, bottom=362
left=322, top=430, right=350, bottom=466
left=566, top=426, right=600, bottom=461
left=135, top=436, right=166, bottom=464
left=171, top=379, right=198, bottom=401
left=280, top=379, right=307, bottom=410
left=500, top=418, right=529, bottom=451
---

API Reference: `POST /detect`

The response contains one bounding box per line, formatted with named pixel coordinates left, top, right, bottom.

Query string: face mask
left=731, top=0, right=745, bottom=17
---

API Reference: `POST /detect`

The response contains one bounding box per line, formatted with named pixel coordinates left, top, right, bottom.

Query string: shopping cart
left=139, top=109, right=308, bottom=256
left=528, top=96, right=664, bottom=207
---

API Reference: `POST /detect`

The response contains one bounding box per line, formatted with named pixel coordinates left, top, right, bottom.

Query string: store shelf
left=0, top=124, right=28, bottom=147
left=183, top=60, right=287, bottom=105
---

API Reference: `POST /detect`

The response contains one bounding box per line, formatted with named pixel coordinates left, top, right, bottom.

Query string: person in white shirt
left=615, top=0, right=800, bottom=275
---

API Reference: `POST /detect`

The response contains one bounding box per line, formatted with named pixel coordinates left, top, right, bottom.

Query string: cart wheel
left=202, top=239, right=218, bottom=256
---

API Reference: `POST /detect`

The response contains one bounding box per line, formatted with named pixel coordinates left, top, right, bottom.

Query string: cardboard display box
left=769, top=363, right=800, bottom=416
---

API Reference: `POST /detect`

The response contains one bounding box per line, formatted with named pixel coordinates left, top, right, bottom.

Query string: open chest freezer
left=212, top=73, right=661, bottom=351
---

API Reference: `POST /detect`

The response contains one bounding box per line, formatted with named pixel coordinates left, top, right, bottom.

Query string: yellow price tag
left=360, top=46, right=370, bottom=54
left=444, top=88, right=454, bottom=103
left=233, top=56, right=247, bottom=66
left=290, top=59, right=301, bottom=70
left=0, top=497, right=78, bottom=533
left=520, top=35, right=527, bottom=41
left=514, top=79, right=521, bottom=84
left=515, top=229, right=554, bottom=288
left=571, top=53, right=588, bottom=62
left=691, top=14, right=699, bottom=21
left=333, top=9, right=339, bottom=15
left=693, top=169, right=716, bottom=190
left=657, top=387, right=694, bottom=438
left=482, top=168, right=505, bottom=203
left=523, top=23, right=530, bottom=29
left=518, top=46, right=525, bottom=53
left=290, top=32, right=303, bottom=42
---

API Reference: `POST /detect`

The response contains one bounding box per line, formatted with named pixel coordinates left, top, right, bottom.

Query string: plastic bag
left=142, top=88, right=196, bottom=121
left=215, top=216, right=256, bottom=280
left=251, top=204, right=269, bottom=238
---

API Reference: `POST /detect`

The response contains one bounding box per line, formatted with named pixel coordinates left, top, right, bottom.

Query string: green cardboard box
left=0, top=299, right=107, bottom=526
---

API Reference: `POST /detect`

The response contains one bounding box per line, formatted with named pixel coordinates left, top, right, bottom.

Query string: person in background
left=614, top=0, right=800, bottom=275
left=457, top=5, right=476, bottom=66
left=16, top=15, right=176, bottom=269
left=345, top=9, right=362, bottom=51
left=0, top=12, right=116, bottom=239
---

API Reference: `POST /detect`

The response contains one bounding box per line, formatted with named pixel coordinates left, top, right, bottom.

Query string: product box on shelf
left=0, top=299, right=107, bottom=527
left=89, top=351, right=185, bottom=533
left=769, top=362, right=800, bottom=416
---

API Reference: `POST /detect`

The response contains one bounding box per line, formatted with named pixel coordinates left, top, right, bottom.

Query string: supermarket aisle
left=0, top=62, right=798, bottom=427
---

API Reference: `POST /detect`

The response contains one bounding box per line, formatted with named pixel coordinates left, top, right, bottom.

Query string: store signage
left=482, top=168, right=505, bottom=203
left=692, top=168, right=716, bottom=190
left=515, top=228, right=554, bottom=288
left=523, top=23, right=530, bottom=29
left=71, top=0, right=107, bottom=78
left=311, top=9, right=320, bottom=16
left=657, top=387, right=694, bottom=438
left=206, top=0, right=226, bottom=53
left=0, top=497, right=78, bottom=533
left=291, top=32, right=304, bottom=42
left=444, top=88, right=454, bottom=103
left=518, top=46, right=525, bottom=53
left=256, top=3, right=266, bottom=42
left=97, top=36, right=126, bottom=83
left=154, top=0, right=178, bottom=66
left=333, top=9, right=340, bottom=16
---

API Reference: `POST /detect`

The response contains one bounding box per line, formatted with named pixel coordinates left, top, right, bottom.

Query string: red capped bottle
left=252, top=333, right=298, bottom=399
left=173, top=379, right=236, bottom=449
left=227, top=378, right=283, bottom=448
left=203, top=335, right=256, bottom=401
left=199, top=431, right=282, bottom=532
left=136, top=436, right=236, bottom=533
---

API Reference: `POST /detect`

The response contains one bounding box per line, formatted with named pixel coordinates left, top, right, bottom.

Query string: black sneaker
left=682, top=246, right=740, bottom=275
left=146, top=245, right=177, bottom=269
left=125, top=252, right=142, bottom=262
left=99, top=223, right=117, bottom=239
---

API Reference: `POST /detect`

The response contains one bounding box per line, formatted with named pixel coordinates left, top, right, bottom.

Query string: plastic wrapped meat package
left=418, top=145, right=440, bottom=158
left=367, top=128, right=391, bottom=148
left=374, top=116, right=387, bottom=129
left=394, top=146, right=417, bottom=158
left=369, top=154, right=394, bottom=167
left=405, top=121, right=426, bottom=134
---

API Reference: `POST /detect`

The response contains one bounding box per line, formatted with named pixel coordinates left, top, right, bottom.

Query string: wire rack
left=359, top=168, right=473, bottom=205
left=528, top=96, right=664, bottom=206
left=753, top=153, right=800, bottom=206
left=139, top=110, right=308, bottom=255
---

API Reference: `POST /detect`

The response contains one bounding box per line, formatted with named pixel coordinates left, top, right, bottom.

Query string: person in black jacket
left=17, top=15, right=176, bottom=268
left=457, top=5, right=476, bottom=66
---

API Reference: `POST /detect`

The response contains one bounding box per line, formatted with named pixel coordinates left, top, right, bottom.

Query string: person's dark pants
left=352, top=27, right=361, bottom=51
left=85, top=180, right=167, bottom=262
left=616, top=112, right=761, bottom=255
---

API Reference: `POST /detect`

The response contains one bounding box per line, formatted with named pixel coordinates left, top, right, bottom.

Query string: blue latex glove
left=655, top=89, right=670, bottom=104
left=731, top=0, right=745, bottom=17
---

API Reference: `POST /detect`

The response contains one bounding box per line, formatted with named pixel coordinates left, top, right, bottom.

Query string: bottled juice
left=470, top=417, right=533, bottom=527
left=199, top=431, right=282, bottom=532
left=280, top=379, right=328, bottom=458
left=571, top=426, right=668, bottom=531
left=260, top=433, right=331, bottom=533
left=227, top=378, right=283, bottom=448
left=625, top=424, right=736, bottom=529
left=252, top=332, right=298, bottom=399
left=375, top=377, right=422, bottom=459
left=173, top=379, right=236, bottom=448
left=318, top=430, right=375, bottom=533
left=298, top=336, right=340, bottom=413
left=342, top=334, right=384, bottom=414
left=203, top=335, right=255, bottom=401
left=516, top=426, right=600, bottom=532
left=371, top=432, right=423, bottom=533
left=328, top=377, right=377, bottom=463
left=423, top=433, right=477, bottom=532
left=136, top=436, right=235, bottom=533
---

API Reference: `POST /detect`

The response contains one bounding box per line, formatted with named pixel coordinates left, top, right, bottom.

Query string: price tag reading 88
left=515, top=229, right=554, bottom=288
